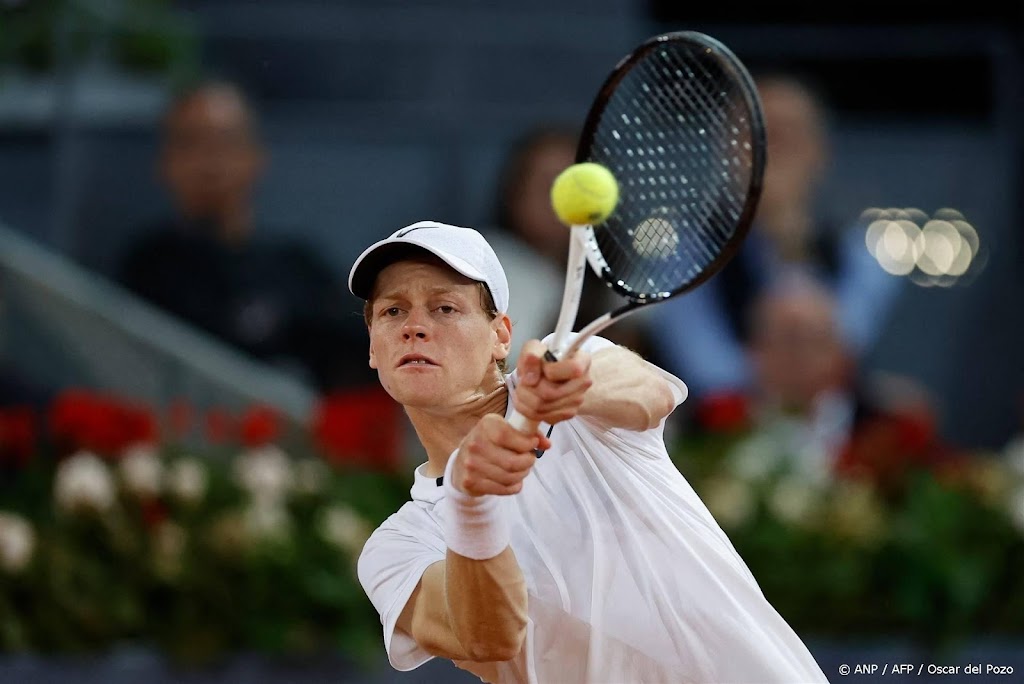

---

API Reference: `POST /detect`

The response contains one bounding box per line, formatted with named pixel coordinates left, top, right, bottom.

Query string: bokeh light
left=861, top=208, right=982, bottom=286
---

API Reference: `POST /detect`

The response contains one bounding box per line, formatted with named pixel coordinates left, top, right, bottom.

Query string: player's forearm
left=580, top=346, right=676, bottom=430
left=404, top=550, right=528, bottom=662
left=445, top=548, right=528, bottom=660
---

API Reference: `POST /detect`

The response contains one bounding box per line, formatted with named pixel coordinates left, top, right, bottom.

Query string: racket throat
left=548, top=225, right=591, bottom=359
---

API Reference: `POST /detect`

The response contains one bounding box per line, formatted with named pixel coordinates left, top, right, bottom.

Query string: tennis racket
left=508, top=30, right=766, bottom=434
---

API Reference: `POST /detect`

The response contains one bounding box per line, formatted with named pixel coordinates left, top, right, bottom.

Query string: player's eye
left=382, top=306, right=402, bottom=317
left=436, top=305, right=457, bottom=314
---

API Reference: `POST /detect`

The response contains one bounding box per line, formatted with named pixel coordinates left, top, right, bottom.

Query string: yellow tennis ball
left=550, top=162, right=619, bottom=226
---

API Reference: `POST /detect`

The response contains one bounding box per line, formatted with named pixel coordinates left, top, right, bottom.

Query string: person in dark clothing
left=116, top=81, right=373, bottom=392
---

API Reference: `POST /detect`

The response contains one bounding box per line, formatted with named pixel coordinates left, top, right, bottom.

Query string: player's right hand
left=449, top=413, right=550, bottom=497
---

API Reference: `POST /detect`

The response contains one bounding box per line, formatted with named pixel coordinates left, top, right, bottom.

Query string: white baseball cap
left=348, top=220, right=510, bottom=314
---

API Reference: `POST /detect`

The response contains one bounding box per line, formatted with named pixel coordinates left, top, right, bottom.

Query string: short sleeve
left=357, top=506, right=446, bottom=671
left=512, top=333, right=688, bottom=409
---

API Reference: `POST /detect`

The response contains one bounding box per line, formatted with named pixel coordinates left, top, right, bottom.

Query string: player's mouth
left=397, top=354, right=438, bottom=368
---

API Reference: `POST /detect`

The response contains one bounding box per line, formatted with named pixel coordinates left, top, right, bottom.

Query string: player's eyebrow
left=376, top=285, right=467, bottom=302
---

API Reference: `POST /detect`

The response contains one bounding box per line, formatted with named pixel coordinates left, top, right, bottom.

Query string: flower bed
left=0, top=387, right=409, bottom=666
left=672, top=399, right=1024, bottom=650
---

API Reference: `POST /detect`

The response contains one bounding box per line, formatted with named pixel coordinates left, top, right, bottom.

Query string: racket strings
left=619, top=56, right=744, bottom=279
left=587, top=41, right=757, bottom=299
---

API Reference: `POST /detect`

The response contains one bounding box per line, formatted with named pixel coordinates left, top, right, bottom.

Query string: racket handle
left=505, top=349, right=559, bottom=435
left=506, top=407, right=538, bottom=434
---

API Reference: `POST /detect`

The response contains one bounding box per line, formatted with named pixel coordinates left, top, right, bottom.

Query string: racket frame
left=506, top=30, right=766, bottom=435
left=577, top=30, right=766, bottom=306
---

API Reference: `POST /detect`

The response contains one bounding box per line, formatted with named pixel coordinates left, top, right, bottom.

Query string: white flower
left=55, top=451, right=116, bottom=515
left=118, top=443, right=163, bottom=498
left=244, top=501, right=292, bottom=541
left=700, top=476, right=755, bottom=530
left=165, top=457, right=207, bottom=505
left=767, top=476, right=822, bottom=527
left=0, top=512, right=35, bottom=573
left=293, top=459, right=329, bottom=496
left=233, top=445, right=294, bottom=504
left=319, top=505, right=371, bottom=556
left=728, top=433, right=785, bottom=483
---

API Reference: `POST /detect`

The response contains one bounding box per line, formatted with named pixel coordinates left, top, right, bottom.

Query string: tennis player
left=351, top=220, right=827, bottom=683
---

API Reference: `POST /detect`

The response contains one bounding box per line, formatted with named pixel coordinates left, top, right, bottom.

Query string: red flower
left=49, top=389, right=158, bottom=457
left=0, top=406, right=37, bottom=467
left=694, top=391, right=751, bottom=434
left=312, top=386, right=401, bottom=471
left=239, top=404, right=281, bottom=447
left=833, top=411, right=953, bottom=494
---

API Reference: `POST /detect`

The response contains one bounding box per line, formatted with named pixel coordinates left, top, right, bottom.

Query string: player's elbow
left=450, top=590, right=528, bottom=662
left=463, top=619, right=527, bottom=662
left=625, top=378, right=676, bottom=431
left=647, top=378, right=677, bottom=426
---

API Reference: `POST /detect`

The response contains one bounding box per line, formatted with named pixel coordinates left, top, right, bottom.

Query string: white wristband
left=442, top=449, right=511, bottom=560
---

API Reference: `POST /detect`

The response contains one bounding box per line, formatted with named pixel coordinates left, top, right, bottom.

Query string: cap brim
left=348, top=238, right=488, bottom=300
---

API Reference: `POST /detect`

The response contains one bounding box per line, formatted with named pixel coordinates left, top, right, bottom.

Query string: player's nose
left=401, top=309, right=430, bottom=340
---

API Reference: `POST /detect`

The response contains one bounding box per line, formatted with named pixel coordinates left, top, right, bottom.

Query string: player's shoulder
left=364, top=500, right=445, bottom=554
left=358, top=501, right=446, bottom=583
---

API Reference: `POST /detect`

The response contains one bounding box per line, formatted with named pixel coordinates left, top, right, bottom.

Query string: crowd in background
left=6, top=71, right=988, bottom=479
left=0, top=66, right=1018, bottom=489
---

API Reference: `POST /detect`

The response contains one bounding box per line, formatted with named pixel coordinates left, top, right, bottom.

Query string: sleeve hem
left=382, top=558, right=442, bottom=671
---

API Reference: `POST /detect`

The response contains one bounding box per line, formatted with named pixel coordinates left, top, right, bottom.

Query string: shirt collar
left=410, top=462, right=445, bottom=504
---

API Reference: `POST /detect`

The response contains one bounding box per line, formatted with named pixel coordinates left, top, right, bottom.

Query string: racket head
left=577, top=31, right=766, bottom=305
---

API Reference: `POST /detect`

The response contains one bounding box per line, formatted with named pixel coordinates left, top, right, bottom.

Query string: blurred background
left=1, top=1, right=1022, bottom=682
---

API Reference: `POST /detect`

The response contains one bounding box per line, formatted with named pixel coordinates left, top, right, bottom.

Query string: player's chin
left=383, top=379, right=443, bottom=409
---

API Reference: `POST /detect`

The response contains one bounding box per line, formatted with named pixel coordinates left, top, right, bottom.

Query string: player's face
left=366, top=260, right=511, bottom=410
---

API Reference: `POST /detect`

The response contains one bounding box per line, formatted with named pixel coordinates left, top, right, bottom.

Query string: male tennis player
left=351, top=220, right=827, bottom=683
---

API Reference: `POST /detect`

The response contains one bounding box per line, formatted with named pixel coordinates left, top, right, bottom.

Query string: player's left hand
left=513, top=339, right=593, bottom=426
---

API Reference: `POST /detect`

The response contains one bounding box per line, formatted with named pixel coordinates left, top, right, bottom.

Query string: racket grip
left=505, top=349, right=558, bottom=435
left=507, top=407, right=539, bottom=435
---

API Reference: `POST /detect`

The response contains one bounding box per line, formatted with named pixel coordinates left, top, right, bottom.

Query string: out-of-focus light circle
left=905, top=208, right=928, bottom=225
left=952, top=220, right=979, bottom=254
left=916, top=220, right=962, bottom=276
left=860, top=206, right=981, bottom=286
left=876, top=220, right=920, bottom=275
left=934, top=207, right=965, bottom=222
left=865, top=219, right=889, bottom=257
left=947, top=240, right=974, bottom=277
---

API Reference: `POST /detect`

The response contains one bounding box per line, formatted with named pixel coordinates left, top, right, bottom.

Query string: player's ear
left=492, top=313, right=512, bottom=363
left=368, top=340, right=378, bottom=369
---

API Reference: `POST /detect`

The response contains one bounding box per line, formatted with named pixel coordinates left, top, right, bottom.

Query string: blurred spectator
left=115, top=81, right=374, bottom=393
left=485, top=125, right=647, bottom=363
left=645, top=72, right=901, bottom=400
left=701, top=274, right=949, bottom=494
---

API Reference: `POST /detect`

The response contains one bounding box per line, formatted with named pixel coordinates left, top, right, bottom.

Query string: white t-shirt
left=358, top=336, right=827, bottom=684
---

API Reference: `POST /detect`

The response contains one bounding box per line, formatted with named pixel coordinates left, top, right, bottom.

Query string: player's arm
left=396, top=548, right=526, bottom=662
left=515, top=341, right=676, bottom=431
left=395, top=414, right=546, bottom=662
